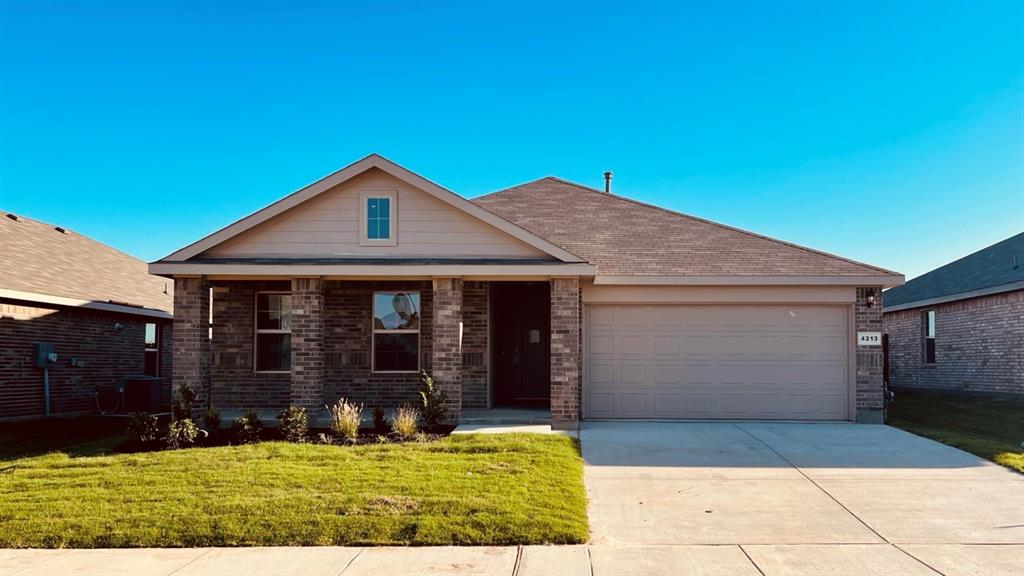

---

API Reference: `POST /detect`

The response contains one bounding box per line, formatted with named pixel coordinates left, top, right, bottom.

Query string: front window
left=256, top=293, right=291, bottom=372
left=373, top=291, right=420, bottom=372
left=144, top=323, right=159, bottom=377
left=923, top=310, right=936, bottom=364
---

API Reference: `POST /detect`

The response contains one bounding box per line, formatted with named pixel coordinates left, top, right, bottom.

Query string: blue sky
left=1, top=1, right=1021, bottom=279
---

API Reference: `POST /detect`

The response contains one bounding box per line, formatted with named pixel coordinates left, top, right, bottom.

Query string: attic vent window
left=359, top=190, right=398, bottom=247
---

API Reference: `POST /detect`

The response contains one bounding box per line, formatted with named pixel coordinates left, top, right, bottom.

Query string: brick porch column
left=550, top=277, right=581, bottom=430
left=431, top=277, right=463, bottom=420
left=172, top=276, right=210, bottom=413
left=290, top=277, right=325, bottom=409
left=855, top=286, right=884, bottom=423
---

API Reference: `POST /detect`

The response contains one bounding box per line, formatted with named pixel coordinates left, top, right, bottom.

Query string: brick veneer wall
left=432, top=278, right=463, bottom=419
left=855, top=286, right=885, bottom=422
left=0, top=300, right=171, bottom=419
left=173, top=277, right=211, bottom=412
left=209, top=280, right=290, bottom=411
left=550, top=277, right=581, bottom=428
left=323, top=280, right=434, bottom=410
left=884, top=290, right=1023, bottom=395
left=461, top=281, right=489, bottom=410
left=290, top=278, right=324, bottom=408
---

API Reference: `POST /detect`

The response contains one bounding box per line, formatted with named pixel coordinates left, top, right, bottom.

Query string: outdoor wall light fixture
left=865, top=289, right=877, bottom=308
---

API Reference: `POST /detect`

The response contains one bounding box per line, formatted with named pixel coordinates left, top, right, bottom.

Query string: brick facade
left=290, top=277, right=324, bottom=408
left=855, top=286, right=885, bottom=422
left=0, top=300, right=172, bottom=419
left=550, top=277, right=581, bottom=428
left=431, top=278, right=463, bottom=420
left=884, top=290, right=1023, bottom=395
left=461, top=281, right=490, bottom=410
left=173, top=277, right=211, bottom=414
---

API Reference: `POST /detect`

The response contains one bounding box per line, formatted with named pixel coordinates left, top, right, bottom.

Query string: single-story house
left=0, top=212, right=174, bottom=420
left=883, top=232, right=1023, bottom=395
left=150, top=154, right=903, bottom=428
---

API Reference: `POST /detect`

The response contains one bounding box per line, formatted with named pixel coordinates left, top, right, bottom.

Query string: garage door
left=584, top=305, right=849, bottom=420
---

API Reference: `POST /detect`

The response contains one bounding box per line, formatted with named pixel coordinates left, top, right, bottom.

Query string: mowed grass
left=887, top=389, right=1024, bottom=473
left=0, top=421, right=588, bottom=548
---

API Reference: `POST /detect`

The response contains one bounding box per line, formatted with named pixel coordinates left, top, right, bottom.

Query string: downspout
left=43, top=366, right=50, bottom=417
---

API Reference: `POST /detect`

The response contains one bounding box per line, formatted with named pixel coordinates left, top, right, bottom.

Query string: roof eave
left=0, top=288, right=173, bottom=320
left=594, top=274, right=905, bottom=287
left=883, top=279, right=1024, bottom=313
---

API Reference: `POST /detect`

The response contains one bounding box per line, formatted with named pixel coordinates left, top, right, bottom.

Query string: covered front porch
left=170, top=275, right=582, bottom=428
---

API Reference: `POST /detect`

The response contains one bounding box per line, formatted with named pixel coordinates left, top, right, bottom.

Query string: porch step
left=459, top=408, right=551, bottom=425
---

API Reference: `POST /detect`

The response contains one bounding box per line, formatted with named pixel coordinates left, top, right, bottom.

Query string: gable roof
left=0, top=212, right=172, bottom=317
left=159, top=154, right=584, bottom=264
left=883, top=232, right=1024, bottom=311
left=473, top=177, right=902, bottom=284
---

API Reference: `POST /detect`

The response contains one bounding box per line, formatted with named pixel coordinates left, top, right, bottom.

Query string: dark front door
left=493, top=282, right=551, bottom=406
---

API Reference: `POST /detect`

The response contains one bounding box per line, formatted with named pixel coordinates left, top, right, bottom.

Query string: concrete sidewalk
left=3, top=544, right=1023, bottom=576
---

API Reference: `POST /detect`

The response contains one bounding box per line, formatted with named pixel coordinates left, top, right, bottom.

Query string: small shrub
left=202, top=406, right=221, bottom=431
left=329, top=399, right=362, bottom=442
left=392, top=404, right=419, bottom=439
left=171, top=383, right=198, bottom=420
left=126, top=412, right=159, bottom=444
left=277, top=406, right=309, bottom=443
left=166, top=418, right=199, bottom=449
left=418, top=370, right=449, bottom=429
left=230, top=410, right=263, bottom=444
left=372, top=406, right=389, bottom=431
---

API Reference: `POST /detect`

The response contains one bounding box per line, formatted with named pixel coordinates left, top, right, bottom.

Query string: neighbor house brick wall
left=432, top=278, right=463, bottom=419
left=173, top=276, right=211, bottom=412
left=323, top=281, right=434, bottom=410
left=209, top=280, right=290, bottom=412
left=290, top=277, right=324, bottom=408
left=855, top=286, right=885, bottom=422
left=461, top=281, right=489, bottom=410
left=0, top=300, right=171, bottom=419
left=884, top=290, right=1023, bottom=395
left=550, top=277, right=581, bottom=428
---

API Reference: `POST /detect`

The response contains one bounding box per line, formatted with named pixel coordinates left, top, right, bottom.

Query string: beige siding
left=205, top=169, right=548, bottom=258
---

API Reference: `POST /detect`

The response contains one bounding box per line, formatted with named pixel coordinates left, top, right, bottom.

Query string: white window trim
left=144, top=323, right=160, bottom=378
left=371, top=290, right=421, bottom=373
left=254, top=291, right=292, bottom=374
left=359, top=190, right=398, bottom=247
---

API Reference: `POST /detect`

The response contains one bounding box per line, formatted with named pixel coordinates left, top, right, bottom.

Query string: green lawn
left=0, top=419, right=588, bottom=548
left=887, top=389, right=1024, bottom=473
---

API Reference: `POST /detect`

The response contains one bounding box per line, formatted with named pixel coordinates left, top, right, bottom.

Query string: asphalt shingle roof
left=883, top=232, right=1024, bottom=309
left=0, top=212, right=173, bottom=313
left=473, top=177, right=897, bottom=277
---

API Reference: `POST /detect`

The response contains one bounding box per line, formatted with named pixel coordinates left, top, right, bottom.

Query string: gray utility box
left=124, top=376, right=163, bottom=413
left=34, top=342, right=55, bottom=367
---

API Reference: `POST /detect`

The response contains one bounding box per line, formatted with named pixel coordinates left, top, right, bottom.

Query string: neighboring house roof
left=883, top=232, right=1024, bottom=312
left=0, top=212, right=172, bottom=318
left=473, top=177, right=901, bottom=283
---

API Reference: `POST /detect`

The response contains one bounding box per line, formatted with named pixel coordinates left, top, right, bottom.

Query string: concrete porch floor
left=459, top=407, right=551, bottom=425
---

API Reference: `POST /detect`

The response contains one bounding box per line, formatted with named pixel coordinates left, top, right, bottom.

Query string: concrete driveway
left=582, top=421, right=1024, bottom=574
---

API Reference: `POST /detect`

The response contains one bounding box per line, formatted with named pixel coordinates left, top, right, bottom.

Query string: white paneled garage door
left=584, top=305, right=850, bottom=420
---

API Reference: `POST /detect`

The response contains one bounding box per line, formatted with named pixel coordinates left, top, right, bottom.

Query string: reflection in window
left=373, top=291, right=420, bottom=371
left=256, top=293, right=292, bottom=371
left=367, top=197, right=391, bottom=240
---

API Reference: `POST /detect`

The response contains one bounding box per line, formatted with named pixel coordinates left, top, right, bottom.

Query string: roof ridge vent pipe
left=603, top=171, right=613, bottom=194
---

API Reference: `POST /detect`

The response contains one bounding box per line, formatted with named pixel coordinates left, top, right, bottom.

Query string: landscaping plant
left=202, top=406, right=221, bottom=431
left=418, top=370, right=449, bottom=429
left=171, top=383, right=197, bottom=420
left=372, top=406, right=389, bottom=431
left=166, top=419, right=199, bottom=449
left=126, top=412, right=160, bottom=445
left=277, top=406, right=309, bottom=443
left=230, top=410, right=263, bottom=444
left=392, top=404, right=419, bottom=439
left=329, top=399, right=362, bottom=442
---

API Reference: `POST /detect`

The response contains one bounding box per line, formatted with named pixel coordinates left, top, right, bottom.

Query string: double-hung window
left=256, top=292, right=292, bottom=372
left=359, top=191, right=397, bottom=246
left=923, top=310, right=936, bottom=364
left=144, top=323, right=160, bottom=377
left=372, top=291, right=420, bottom=372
